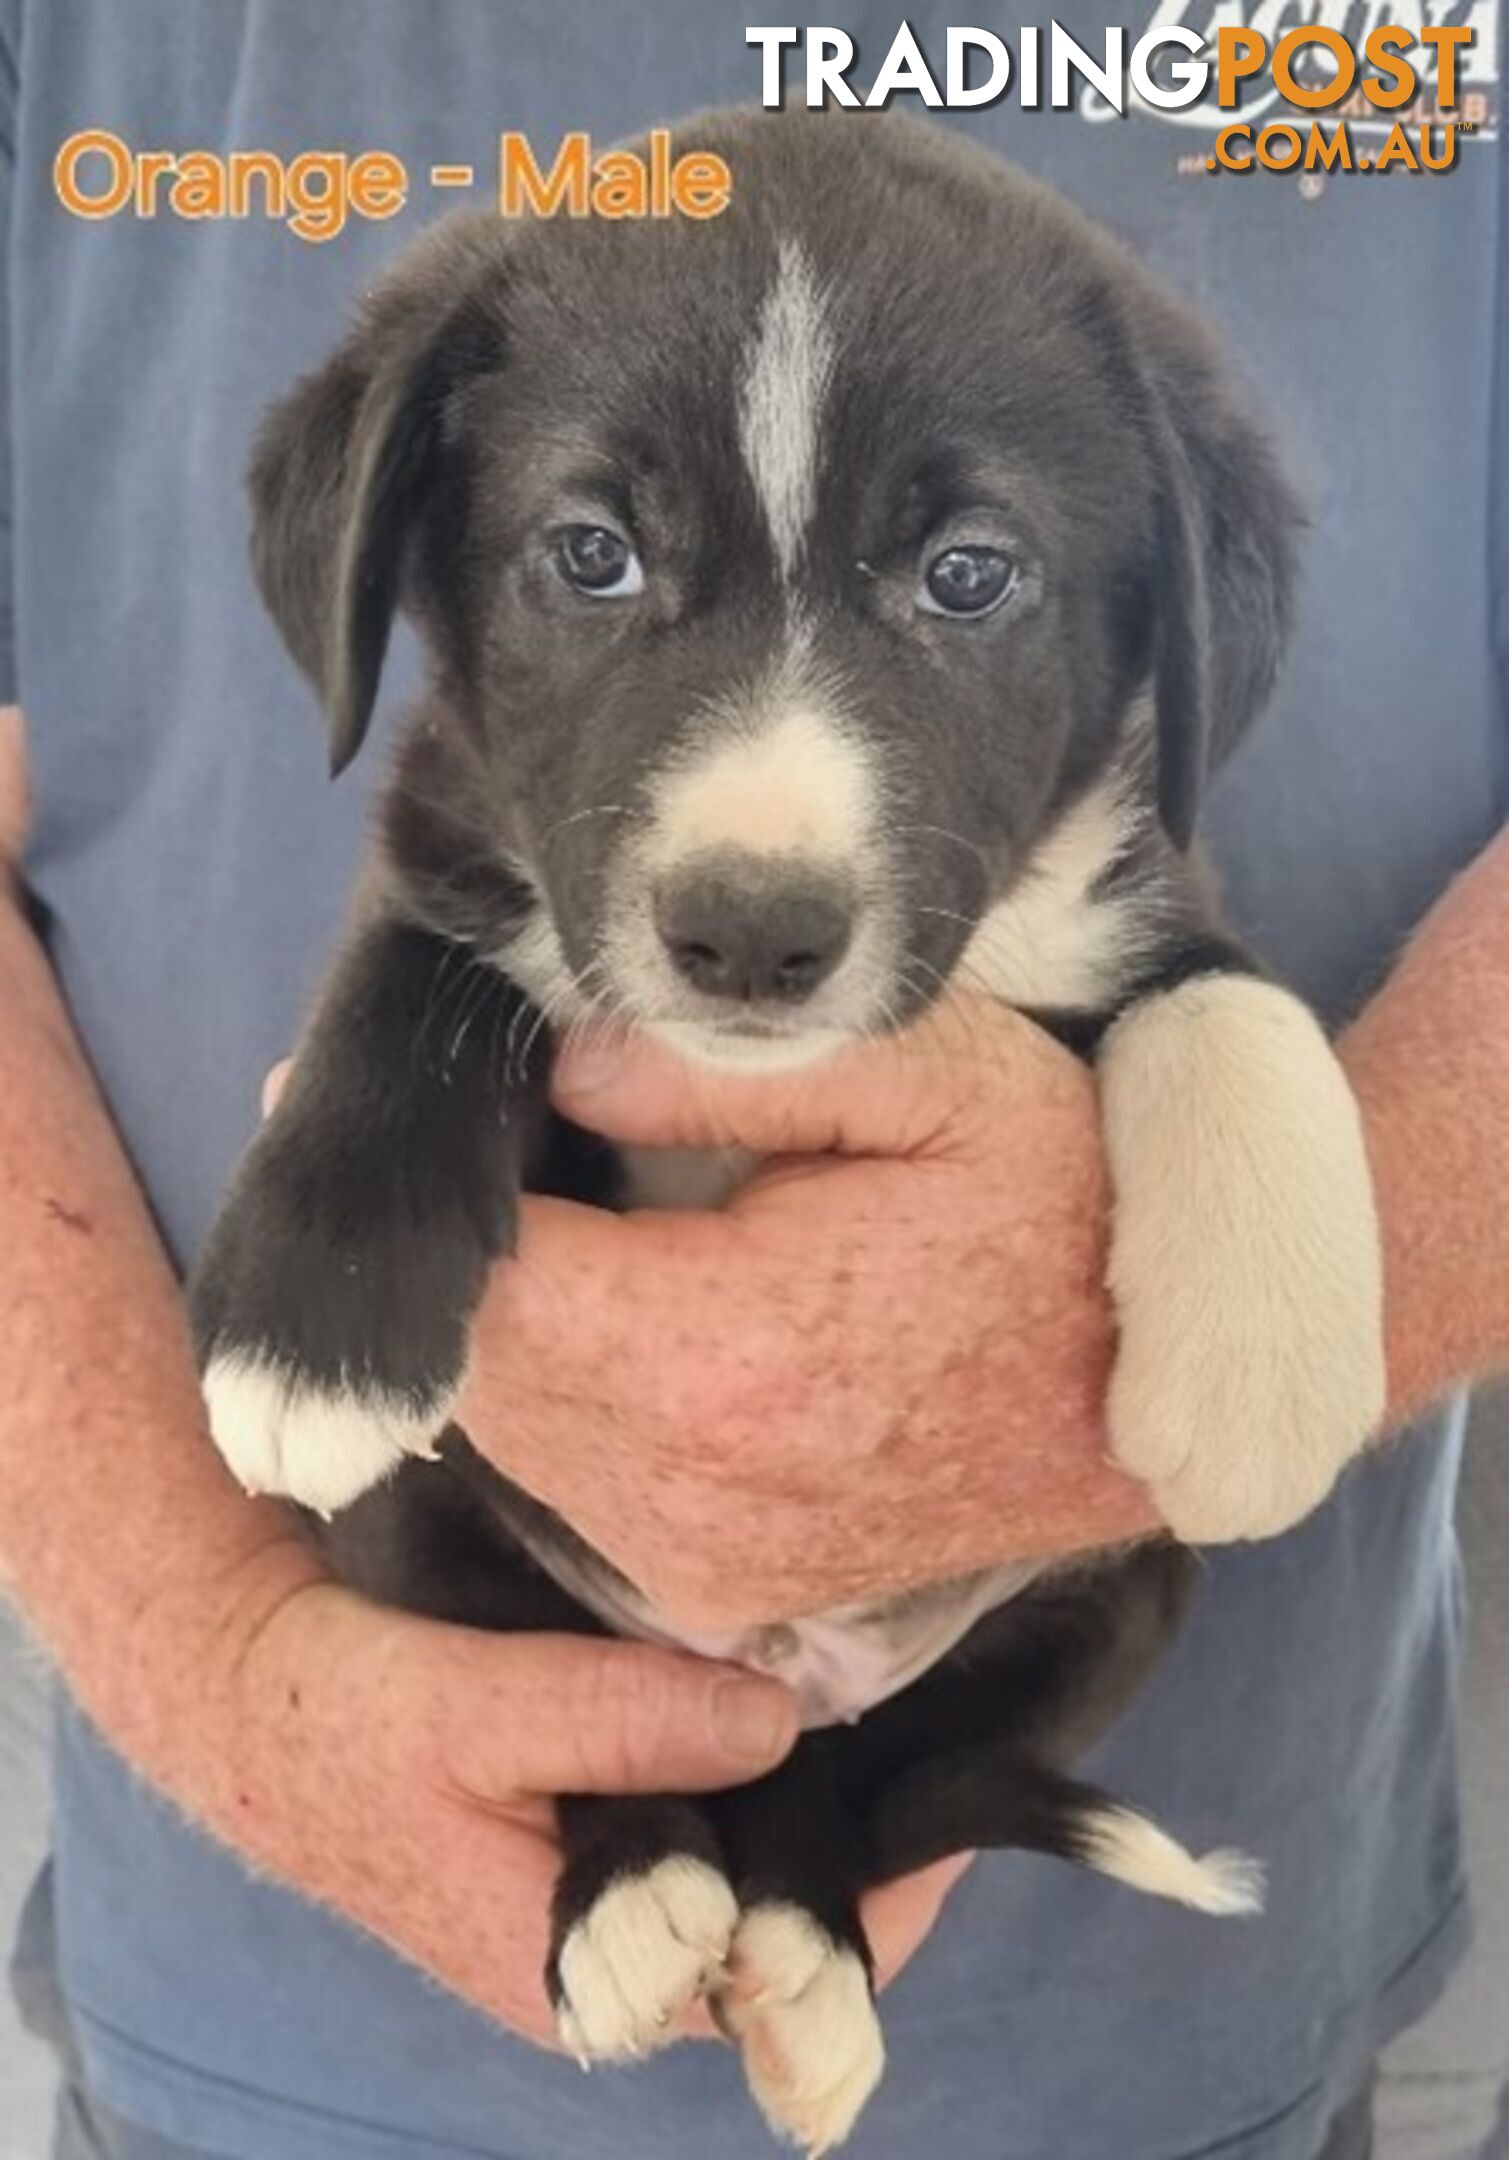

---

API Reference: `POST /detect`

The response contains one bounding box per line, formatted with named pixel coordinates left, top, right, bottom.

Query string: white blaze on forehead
left=738, top=238, right=836, bottom=581
left=644, top=707, right=875, bottom=871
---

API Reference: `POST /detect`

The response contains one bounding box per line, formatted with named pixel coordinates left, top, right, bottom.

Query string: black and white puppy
left=191, top=109, right=1385, bottom=2154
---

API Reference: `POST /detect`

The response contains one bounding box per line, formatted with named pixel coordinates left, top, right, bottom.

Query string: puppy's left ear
left=1136, top=306, right=1301, bottom=851
left=249, top=218, right=503, bottom=775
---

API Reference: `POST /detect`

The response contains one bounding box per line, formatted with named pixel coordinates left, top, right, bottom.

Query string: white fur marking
left=720, top=1904, right=884, bottom=2155
left=494, top=910, right=592, bottom=1027
left=202, top=1355, right=446, bottom=1518
left=958, top=771, right=1152, bottom=1010
left=645, top=707, right=875, bottom=872
left=1078, top=1806, right=1265, bottom=1916
left=1099, top=974, right=1385, bottom=1543
left=739, top=240, right=835, bottom=580
left=555, top=1858, right=739, bottom=2064
left=602, top=687, right=895, bottom=1045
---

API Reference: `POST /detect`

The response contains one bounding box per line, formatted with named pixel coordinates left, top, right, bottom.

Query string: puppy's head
left=250, top=110, right=1296, bottom=1066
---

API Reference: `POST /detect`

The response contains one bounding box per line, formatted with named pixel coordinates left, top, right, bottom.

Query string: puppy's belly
left=655, top=1569, right=1055, bottom=1727
left=508, top=1510, right=1049, bottom=1726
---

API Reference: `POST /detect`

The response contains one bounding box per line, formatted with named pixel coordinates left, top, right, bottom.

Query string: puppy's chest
left=531, top=1139, right=1049, bottom=1727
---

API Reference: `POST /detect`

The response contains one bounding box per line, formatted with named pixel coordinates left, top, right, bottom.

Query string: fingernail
left=711, top=1676, right=797, bottom=1765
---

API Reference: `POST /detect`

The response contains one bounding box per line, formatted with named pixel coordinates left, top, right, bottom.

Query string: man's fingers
left=549, top=1005, right=1051, bottom=1160
left=440, top=1631, right=799, bottom=1801
left=862, top=1853, right=975, bottom=1992
left=465, top=1190, right=729, bottom=1393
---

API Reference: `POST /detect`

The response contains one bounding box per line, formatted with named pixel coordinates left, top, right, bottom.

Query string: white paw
left=1099, top=976, right=1386, bottom=1544
left=202, top=1353, right=446, bottom=1518
left=719, top=1905, right=884, bottom=2156
left=555, top=1858, right=739, bottom=2066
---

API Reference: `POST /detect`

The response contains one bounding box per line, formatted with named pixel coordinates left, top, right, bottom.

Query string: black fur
left=193, top=914, right=547, bottom=1424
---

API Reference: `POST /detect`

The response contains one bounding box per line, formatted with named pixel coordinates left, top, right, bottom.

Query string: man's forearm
left=0, top=863, right=806, bottom=2042
left=1343, top=823, right=1509, bottom=1423
left=0, top=877, right=322, bottom=1787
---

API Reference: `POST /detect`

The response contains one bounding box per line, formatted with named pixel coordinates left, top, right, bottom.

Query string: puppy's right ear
left=1129, top=297, right=1301, bottom=853
left=249, top=224, right=502, bottom=774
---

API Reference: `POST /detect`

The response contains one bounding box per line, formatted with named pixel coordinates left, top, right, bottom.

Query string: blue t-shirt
left=3, top=4, right=1505, bottom=2155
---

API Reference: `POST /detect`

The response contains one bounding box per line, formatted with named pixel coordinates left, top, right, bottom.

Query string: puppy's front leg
left=1098, top=965, right=1385, bottom=1544
left=191, top=912, right=542, bottom=1517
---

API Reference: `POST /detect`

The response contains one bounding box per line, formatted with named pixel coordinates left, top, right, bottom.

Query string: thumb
left=445, top=1632, right=800, bottom=1800
left=550, top=1008, right=1034, bottom=1162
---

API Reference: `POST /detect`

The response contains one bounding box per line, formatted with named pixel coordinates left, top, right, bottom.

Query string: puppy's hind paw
left=718, top=1905, right=885, bottom=2156
left=551, top=1857, right=739, bottom=2066
left=201, top=1352, right=448, bottom=1518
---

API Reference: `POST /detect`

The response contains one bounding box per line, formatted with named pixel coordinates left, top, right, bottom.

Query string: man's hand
left=165, top=1560, right=810, bottom=2045
left=460, top=827, right=1509, bottom=1636
left=218, top=1076, right=972, bottom=2033
left=148, top=1531, right=966, bottom=2041
left=459, top=1003, right=1158, bottom=1634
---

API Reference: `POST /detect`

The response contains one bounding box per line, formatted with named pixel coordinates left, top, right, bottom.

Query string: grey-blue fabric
left=1, top=3, right=1504, bottom=2155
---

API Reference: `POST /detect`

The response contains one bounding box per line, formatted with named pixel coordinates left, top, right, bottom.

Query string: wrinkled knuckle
left=567, top=1648, right=671, bottom=1791
left=419, top=1643, right=493, bottom=1794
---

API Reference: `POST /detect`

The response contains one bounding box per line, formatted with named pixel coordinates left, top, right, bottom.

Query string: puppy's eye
left=555, top=525, right=644, bottom=598
left=919, top=546, right=1019, bottom=618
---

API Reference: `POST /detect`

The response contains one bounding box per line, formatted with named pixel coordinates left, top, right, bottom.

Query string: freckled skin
left=44, top=1197, right=92, bottom=1235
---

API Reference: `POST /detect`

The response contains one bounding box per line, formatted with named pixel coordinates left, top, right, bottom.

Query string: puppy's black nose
left=656, top=858, right=854, bottom=1005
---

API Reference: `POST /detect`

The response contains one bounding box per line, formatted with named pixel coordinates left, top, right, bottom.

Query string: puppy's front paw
left=1100, top=975, right=1385, bottom=1544
left=191, top=1124, right=486, bottom=1518
left=200, top=1354, right=448, bottom=1519
left=718, top=1905, right=884, bottom=2157
left=550, top=1857, right=740, bottom=2066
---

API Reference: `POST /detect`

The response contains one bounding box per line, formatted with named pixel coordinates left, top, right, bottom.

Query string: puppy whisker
left=913, top=903, right=980, bottom=931
left=536, top=803, right=632, bottom=862
left=894, top=821, right=991, bottom=874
